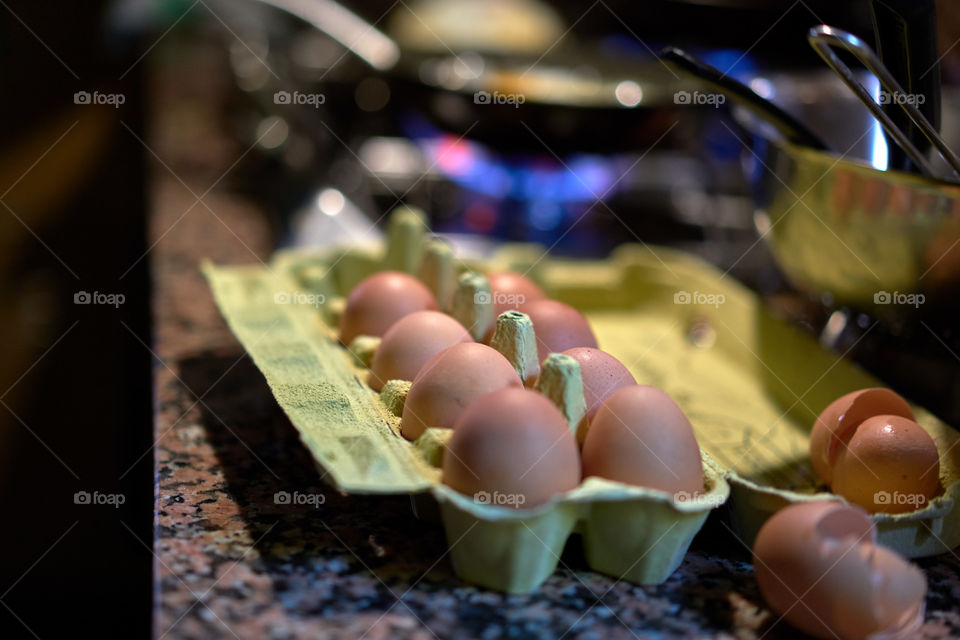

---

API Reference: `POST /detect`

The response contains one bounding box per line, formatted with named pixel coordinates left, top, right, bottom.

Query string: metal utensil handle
left=659, top=47, right=829, bottom=151
left=808, top=25, right=960, bottom=181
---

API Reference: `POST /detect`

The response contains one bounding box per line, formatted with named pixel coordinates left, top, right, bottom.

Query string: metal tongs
left=808, top=24, right=960, bottom=183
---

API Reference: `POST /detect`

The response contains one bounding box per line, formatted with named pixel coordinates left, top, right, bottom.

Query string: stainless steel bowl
left=743, top=129, right=960, bottom=305
left=735, top=26, right=960, bottom=308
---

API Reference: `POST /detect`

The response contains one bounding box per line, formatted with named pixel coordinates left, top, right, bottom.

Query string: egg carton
left=204, top=209, right=960, bottom=592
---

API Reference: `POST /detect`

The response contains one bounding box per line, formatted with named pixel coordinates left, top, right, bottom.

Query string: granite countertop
left=151, top=41, right=960, bottom=640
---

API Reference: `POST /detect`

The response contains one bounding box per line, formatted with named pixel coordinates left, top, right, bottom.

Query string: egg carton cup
left=433, top=453, right=728, bottom=593
left=204, top=208, right=960, bottom=594
left=725, top=467, right=959, bottom=557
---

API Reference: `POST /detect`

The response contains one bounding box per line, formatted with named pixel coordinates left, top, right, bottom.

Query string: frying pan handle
left=807, top=25, right=960, bottom=182
left=870, top=0, right=941, bottom=172
left=658, top=47, right=828, bottom=151
left=249, top=0, right=400, bottom=70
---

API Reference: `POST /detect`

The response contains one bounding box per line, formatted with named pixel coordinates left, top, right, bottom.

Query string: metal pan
left=745, top=126, right=960, bottom=307
left=663, top=41, right=960, bottom=309
left=239, top=0, right=688, bottom=153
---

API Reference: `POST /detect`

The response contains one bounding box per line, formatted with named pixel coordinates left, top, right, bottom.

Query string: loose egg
left=523, top=299, right=598, bottom=363
left=753, top=501, right=926, bottom=639
left=400, top=342, right=522, bottom=440
left=442, top=387, right=580, bottom=509
left=560, top=347, right=636, bottom=434
left=831, top=414, right=940, bottom=514
left=810, top=388, right=914, bottom=484
left=368, top=311, right=472, bottom=391
left=339, top=271, right=437, bottom=346
left=581, top=385, right=703, bottom=496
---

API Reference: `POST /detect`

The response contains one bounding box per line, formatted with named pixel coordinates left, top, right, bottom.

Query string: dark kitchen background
left=0, top=1, right=958, bottom=637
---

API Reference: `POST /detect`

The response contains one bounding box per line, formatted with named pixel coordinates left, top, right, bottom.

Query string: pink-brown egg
left=831, top=414, right=940, bottom=514
left=523, top=299, right=598, bottom=363
left=581, top=385, right=703, bottom=495
left=442, top=387, right=580, bottom=509
left=339, top=271, right=437, bottom=346
left=753, top=501, right=926, bottom=639
left=480, top=272, right=546, bottom=341
left=400, top=342, right=522, bottom=440
left=560, top=347, right=636, bottom=428
left=487, top=272, right=546, bottom=314
left=809, top=388, right=914, bottom=484
left=368, top=311, right=472, bottom=391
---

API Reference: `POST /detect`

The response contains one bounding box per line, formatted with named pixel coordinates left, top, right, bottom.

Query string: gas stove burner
left=353, top=122, right=733, bottom=255
left=418, top=134, right=629, bottom=205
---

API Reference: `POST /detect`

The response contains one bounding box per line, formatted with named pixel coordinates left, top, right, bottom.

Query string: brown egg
left=487, top=271, right=546, bottom=314
left=809, top=388, right=914, bottom=484
left=581, top=385, right=703, bottom=496
left=831, top=415, right=940, bottom=514
left=560, top=347, right=636, bottom=425
left=523, top=299, right=598, bottom=363
left=400, top=342, right=522, bottom=440
left=338, top=271, right=437, bottom=346
left=754, top=501, right=926, bottom=639
left=368, top=311, right=472, bottom=391
left=442, top=387, right=580, bottom=509
left=480, top=272, right=546, bottom=342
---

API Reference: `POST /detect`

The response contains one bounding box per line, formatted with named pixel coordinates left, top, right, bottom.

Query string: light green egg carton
left=433, top=456, right=727, bottom=593
left=203, top=209, right=960, bottom=593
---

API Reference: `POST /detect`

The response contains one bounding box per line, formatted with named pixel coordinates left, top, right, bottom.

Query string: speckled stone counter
left=151, top=42, right=960, bottom=640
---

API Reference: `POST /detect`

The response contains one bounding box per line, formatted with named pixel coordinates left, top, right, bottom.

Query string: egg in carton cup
left=386, top=308, right=730, bottom=593
left=205, top=207, right=960, bottom=592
